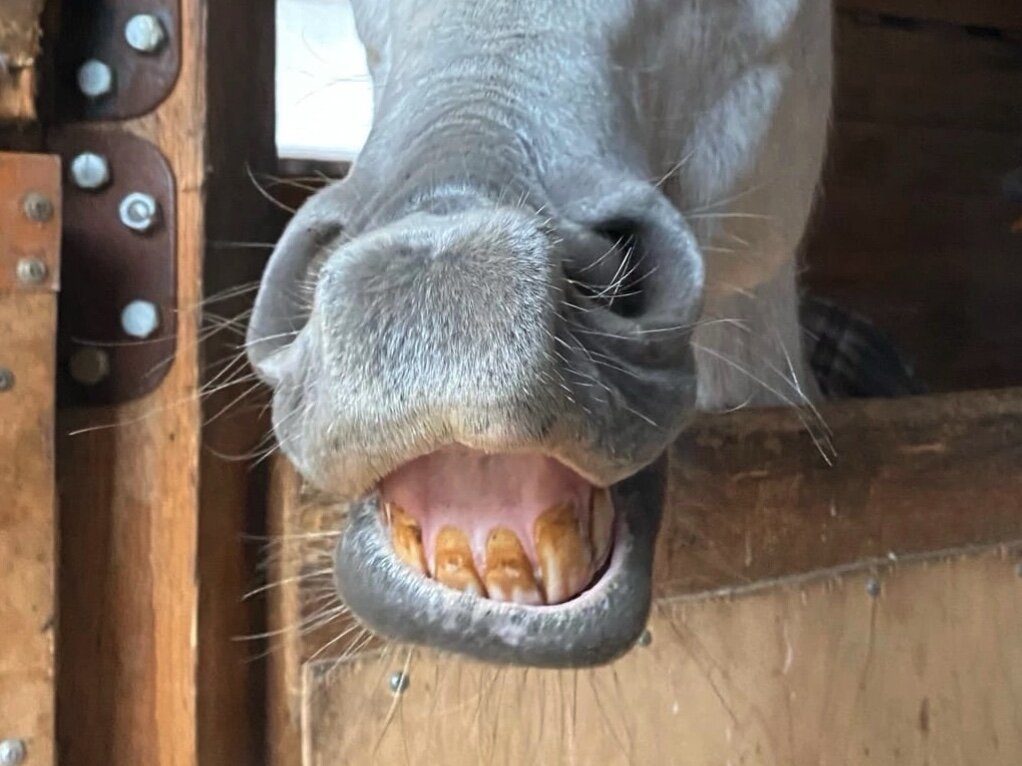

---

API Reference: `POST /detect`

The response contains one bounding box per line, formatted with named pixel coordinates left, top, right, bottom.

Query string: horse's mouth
left=333, top=450, right=667, bottom=668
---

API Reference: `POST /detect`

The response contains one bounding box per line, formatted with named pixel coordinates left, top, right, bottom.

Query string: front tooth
left=484, top=528, right=544, bottom=605
left=590, top=490, right=614, bottom=567
left=534, top=502, right=592, bottom=604
left=386, top=503, right=428, bottom=575
left=434, top=526, right=487, bottom=596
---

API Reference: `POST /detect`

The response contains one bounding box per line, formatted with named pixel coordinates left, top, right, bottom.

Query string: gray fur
left=249, top=0, right=832, bottom=666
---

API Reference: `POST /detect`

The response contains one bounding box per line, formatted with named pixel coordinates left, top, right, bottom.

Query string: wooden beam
left=55, top=2, right=206, bottom=764
left=199, top=0, right=291, bottom=763
left=0, top=152, right=59, bottom=766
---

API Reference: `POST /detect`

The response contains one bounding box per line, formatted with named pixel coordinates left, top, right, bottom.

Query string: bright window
left=276, top=0, right=373, bottom=163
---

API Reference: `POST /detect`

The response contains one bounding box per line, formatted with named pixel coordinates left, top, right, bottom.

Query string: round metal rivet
left=119, top=192, right=160, bottom=233
left=121, top=300, right=161, bottom=339
left=70, top=152, right=111, bottom=191
left=16, top=257, right=48, bottom=285
left=866, top=577, right=881, bottom=597
left=636, top=628, right=652, bottom=647
left=69, top=348, right=111, bottom=386
left=77, top=59, right=114, bottom=98
left=389, top=671, right=410, bottom=694
left=0, top=368, right=14, bottom=392
left=125, top=14, right=167, bottom=53
left=22, top=191, right=54, bottom=222
left=0, top=739, right=26, bottom=766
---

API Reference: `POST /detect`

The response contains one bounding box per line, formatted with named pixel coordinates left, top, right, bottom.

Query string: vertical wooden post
left=0, top=152, right=60, bottom=766
left=56, top=2, right=206, bottom=764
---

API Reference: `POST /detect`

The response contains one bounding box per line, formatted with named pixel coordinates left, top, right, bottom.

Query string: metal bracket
left=49, top=127, right=177, bottom=406
left=55, top=1, right=182, bottom=122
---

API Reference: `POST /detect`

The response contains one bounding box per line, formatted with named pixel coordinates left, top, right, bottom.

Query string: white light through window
left=276, top=0, right=373, bottom=163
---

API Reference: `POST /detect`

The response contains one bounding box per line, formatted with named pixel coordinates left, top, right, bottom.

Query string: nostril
left=247, top=221, right=347, bottom=380
left=565, top=220, right=647, bottom=318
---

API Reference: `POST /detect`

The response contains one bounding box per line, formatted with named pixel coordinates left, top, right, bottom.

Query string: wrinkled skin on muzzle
left=248, top=0, right=832, bottom=666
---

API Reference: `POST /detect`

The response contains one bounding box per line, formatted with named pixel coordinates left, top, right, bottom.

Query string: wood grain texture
left=198, top=0, right=288, bottom=763
left=0, top=153, right=59, bottom=766
left=0, top=0, right=44, bottom=123
left=305, top=546, right=1022, bottom=766
left=55, top=1, right=205, bottom=764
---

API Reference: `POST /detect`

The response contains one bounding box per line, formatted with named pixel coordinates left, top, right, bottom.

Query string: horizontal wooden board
left=305, top=545, right=1022, bottom=765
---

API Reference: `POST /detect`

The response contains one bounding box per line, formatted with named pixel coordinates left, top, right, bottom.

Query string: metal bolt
left=388, top=671, right=410, bottom=694
left=636, top=628, right=653, bottom=647
left=0, top=368, right=13, bottom=392
left=70, top=152, right=111, bottom=190
left=69, top=348, right=111, bottom=386
left=0, top=739, right=26, bottom=766
left=121, top=300, right=161, bottom=339
left=77, top=59, right=114, bottom=98
left=125, top=14, right=167, bottom=54
left=22, top=191, right=54, bottom=222
left=119, top=192, right=160, bottom=233
left=16, top=257, right=48, bottom=285
left=865, top=577, right=881, bottom=597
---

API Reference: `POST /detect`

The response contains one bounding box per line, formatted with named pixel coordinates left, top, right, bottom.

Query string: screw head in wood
left=389, top=671, right=410, bottom=694
left=0, top=739, right=26, bottom=766
left=866, top=577, right=881, bottom=597
left=22, top=191, right=54, bottom=222
left=0, top=368, right=13, bottom=392
left=16, top=257, right=48, bottom=285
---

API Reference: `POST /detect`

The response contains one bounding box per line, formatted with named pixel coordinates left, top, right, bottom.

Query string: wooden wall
left=804, top=9, right=1022, bottom=391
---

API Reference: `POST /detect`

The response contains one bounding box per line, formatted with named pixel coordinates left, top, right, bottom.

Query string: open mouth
left=380, top=448, right=615, bottom=606
left=333, top=449, right=667, bottom=668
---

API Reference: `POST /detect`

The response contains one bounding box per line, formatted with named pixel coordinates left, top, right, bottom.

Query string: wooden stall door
left=0, top=153, right=60, bottom=766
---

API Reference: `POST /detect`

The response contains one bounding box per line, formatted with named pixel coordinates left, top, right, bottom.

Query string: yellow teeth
left=385, top=496, right=614, bottom=604
left=484, top=528, right=544, bottom=605
left=533, top=502, right=593, bottom=605
left=589, top=489, right=614, bottom=567
left=434, top=526, right=487, bottom=596
left=386, top=503, right=428, bottom=575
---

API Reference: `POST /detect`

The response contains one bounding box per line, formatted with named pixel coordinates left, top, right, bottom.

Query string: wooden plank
left=837, top=0, right=1022, bottom=30
left=0, top=0, right=44, bottom=122
left=305, top=545, right=1022, bottom=765
left=267, top=461, right=306, bottom=766
left=55, top=2, right=206, bottom=765
left=198, top=1, right=289, bottom=764
left=0, top=153, right=58, bottom=766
